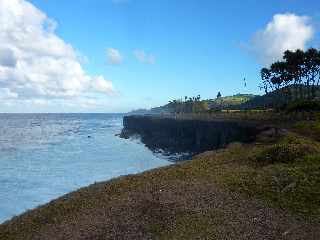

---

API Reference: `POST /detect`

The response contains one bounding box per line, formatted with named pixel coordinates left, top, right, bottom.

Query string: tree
left=260, top=68, right=271, bottom=94
left=283, top=49, right=305, bottom=99
left=304, top=48, right=320, bottom=98
left=260, top=48, right=320, bottom=105
left=217, top=91, right=222, bottom=98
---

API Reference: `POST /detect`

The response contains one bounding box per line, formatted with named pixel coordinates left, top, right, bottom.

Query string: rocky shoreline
left=120, top=115, right=264, bottom=158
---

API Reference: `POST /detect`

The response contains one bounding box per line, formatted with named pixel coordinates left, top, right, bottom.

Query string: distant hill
left=238, top=86, right=320, bottom=110
left=128, top=87, right=320, bottom=115
left=128, top=105, right=175, bottom=115
left=128, top=94, right=256, bottom=114
left=127, top=109, right=151, bottom=115
left=206, top=94, right=257, bottom=110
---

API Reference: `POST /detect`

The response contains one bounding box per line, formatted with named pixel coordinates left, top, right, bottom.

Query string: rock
left=120, top=115, right=261, bottom=159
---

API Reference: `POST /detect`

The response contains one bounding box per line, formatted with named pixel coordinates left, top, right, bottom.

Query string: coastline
left=0, top=114, right=170, bottom=225
left=1, top=115, right=320, bottom=239
left=120, top=115, right=264, bottom=158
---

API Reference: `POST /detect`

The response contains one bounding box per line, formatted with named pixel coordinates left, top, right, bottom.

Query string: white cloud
left=0, top=88, right=18, bottom=99
left=92, top=76, right=114, bottom=93
left=106, top=48, right=123, bottom=65
left=0, top=48, right=17, bottom=67
left=251, top=13, right=314, bottom=65
left=133, top=50, right=155, bottom=64
left=0, top=0, right=114, bottom=109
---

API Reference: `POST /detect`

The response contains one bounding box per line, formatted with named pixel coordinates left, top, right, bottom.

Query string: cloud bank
left=0, top=0, right=114, bottom=110
left=251, top=13, right=314, bottom=65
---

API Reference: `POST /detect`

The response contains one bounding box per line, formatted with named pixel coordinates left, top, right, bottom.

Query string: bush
left=206, top=109, right=222, bottom=113
left=285, top=100, right=320, bottom=112
left=255, top=143, right=317, bottom=165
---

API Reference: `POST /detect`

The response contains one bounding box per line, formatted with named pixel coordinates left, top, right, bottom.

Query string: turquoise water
left=0, top=114, right=170, bottom=223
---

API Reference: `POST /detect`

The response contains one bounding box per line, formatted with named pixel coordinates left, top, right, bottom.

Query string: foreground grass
left=1, top=123, right=320, bottom=239
left=212, top=136, right=320, bottom=217
left=294, top=119, right=320, bottom=140
left=161, top=131, right=320, bottom=217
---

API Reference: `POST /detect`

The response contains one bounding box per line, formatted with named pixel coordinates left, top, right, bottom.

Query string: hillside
left=206, top=94, right=256, bottom=110
left=128, top=87, right=320, bottom=115
left=128, top=94, right=256, bottom=115
left=239, top=86, right=320, bottom=110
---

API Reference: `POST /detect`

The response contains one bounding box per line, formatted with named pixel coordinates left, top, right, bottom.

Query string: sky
left=0, top=0, right=319, bottom=113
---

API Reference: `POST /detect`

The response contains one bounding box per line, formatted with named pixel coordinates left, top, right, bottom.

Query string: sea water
left=0, top=113, right=170, bottom=223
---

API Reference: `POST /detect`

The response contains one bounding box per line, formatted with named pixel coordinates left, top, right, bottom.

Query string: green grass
left=152, top=130, right=320, bottom=218
left=148, top=213, right=217, bottom=240
left=207, top=94, right=256, bottom=109
left=205, top=133, right=320, bottom=217
left=227, top=155, right=320, bottom=216
left=294, top=120, right=320, bottom=140
left=145, top=134, right=320, bottom=237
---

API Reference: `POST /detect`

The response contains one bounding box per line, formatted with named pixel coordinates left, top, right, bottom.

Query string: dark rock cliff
left=120, top=115, right=264, bottom=158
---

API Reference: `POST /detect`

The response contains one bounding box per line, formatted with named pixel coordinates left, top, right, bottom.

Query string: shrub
left=255, top=143, right=317, bottom=165
left=285, top=100, right=320, bottom=112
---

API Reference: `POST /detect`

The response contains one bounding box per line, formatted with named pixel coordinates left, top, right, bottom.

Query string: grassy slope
left=150, top=94, right=256, bottom=113
left=205, top=94, right=256, bottom=110
left=148, top=87, right=320, bottom=114
left=1, top=121, right=320, bottom=239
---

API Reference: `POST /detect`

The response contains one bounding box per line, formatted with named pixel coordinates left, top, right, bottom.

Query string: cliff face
left=120, top=115, right=262, bottom=157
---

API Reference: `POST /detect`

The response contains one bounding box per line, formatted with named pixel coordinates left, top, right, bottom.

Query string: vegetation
left=286, top=99, right=320, bottom=112
left=170, top=129, right=320, bottom=218
left=260, top=48, right=320, bottom=105
left=238, top=86, right=320, bottom=110
left=207, top=93, right=256, bottom=110
left=150, top=87, right=320, bottom=114
left=294, top=119, right=320, bottom=140
left=166, top=95, right=209, bottom=114
left=149, top=94, right=257, bottom=114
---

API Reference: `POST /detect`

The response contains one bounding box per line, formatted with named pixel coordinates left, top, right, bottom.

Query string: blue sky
left=0, top=0, right=319, bottom=112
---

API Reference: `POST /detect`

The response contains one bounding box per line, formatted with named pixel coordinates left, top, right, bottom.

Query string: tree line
left=260, top=48, right=320, bottom=103
left=168, top=95, right=208, bottom=113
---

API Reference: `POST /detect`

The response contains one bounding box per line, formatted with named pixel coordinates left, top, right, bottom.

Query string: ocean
left=0, top=113, right=171, bottom=223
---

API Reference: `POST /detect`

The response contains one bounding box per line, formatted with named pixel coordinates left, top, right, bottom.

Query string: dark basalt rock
left=120, top=115, right=263, bottom=158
